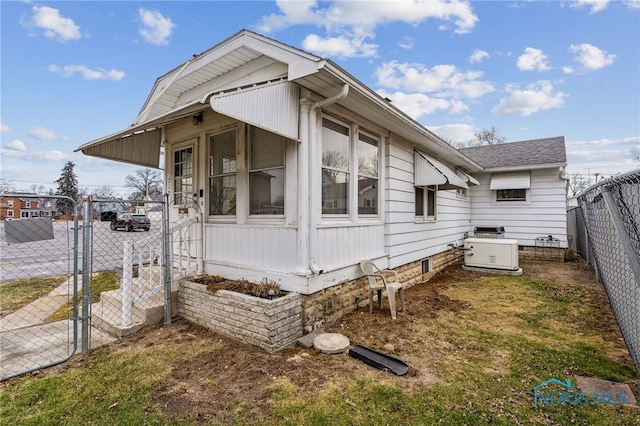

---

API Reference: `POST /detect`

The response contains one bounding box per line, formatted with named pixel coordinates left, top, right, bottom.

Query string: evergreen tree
left=55, top=161, right=78, bottom=216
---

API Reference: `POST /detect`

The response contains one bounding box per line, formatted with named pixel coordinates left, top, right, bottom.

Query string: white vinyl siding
left=386, top=138, right=472, bottom=269
left=470, top=169, right=568, bottom=247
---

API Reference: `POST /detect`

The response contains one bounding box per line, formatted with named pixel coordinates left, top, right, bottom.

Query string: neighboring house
left=0, top=193, right=52, bottom=220
left=76, top=30, right=567, bottom=329
left=460, top=137, right=568, bottom=248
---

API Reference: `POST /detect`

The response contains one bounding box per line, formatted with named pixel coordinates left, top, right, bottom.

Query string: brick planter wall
left=178, top=280, right=303, bottom=353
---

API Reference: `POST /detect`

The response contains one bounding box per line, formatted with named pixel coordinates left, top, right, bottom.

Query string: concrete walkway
left=1, top=276, right=117, bottom=380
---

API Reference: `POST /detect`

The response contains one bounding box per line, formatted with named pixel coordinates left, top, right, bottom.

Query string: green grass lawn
left=0, top=276, right=68, bottom=316
left=1, top=262, right=638, bottom=425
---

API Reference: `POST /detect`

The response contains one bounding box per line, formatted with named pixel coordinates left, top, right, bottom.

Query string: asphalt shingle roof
left=459, top=136, right=566, bottom=170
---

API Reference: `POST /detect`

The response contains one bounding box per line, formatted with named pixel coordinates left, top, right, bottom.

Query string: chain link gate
left=577, top=169, right=640, bottom=371
left=1, top=193, right=202, bottom=380
left=0, top=195, right=80, bottom=380
left=82, top=196, right=170, bottom=347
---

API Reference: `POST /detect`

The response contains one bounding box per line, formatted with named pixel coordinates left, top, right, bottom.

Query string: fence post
left=122, top=240, right=133, bottom=327
left=601, top=185, right=640, bottom=286
left=163, top=194, right=172, bottom=324
left=81, top=199, right=92, bottom=353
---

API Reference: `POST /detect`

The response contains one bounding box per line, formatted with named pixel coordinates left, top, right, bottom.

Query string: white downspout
left=308, top=84, right=350, bottom=274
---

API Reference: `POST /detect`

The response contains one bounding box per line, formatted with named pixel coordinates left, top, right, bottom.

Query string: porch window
left=173, top=147, right=193, bottom=205
left=357, top=133, right=378, bottom=215
left=415, top=185, right=436, bottom=220
left=249, top=127, right=285, bottom=215
left=209, top=130, right=237, bottom=215
left=322, top=119, right=350, bottom=215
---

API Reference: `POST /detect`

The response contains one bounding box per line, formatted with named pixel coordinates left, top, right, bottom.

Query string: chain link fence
left=0, top=195, right=80, bottom=380
left=81, top=196, right=168, bottom=349
left=577, top=169, right=640, bottom=371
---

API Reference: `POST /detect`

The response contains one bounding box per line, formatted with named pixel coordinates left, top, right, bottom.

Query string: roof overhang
left=415, top=151, right=468, bottom=190
left=75, top=100, right=209, bottom=168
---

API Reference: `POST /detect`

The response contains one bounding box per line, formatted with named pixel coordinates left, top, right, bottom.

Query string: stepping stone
left=575, top=376, right=638, bottom=406
left=297, top=329, right=325, bottom=349
left=313, top=333, right=350, bottom=354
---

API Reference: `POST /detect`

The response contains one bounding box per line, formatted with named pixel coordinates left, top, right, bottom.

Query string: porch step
left=91, top=285, right=178, bottom=338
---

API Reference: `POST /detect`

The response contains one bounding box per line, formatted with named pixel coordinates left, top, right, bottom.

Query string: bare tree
left=92, top=185, right=115, bottom=199
left=568, top=173, right=589, bottom=197
left=28, top=184, right=46, bottom=194
left=125, top=168, right=163, bottom=201
left=0, top=178, right=15, bottom=193
left=468, top=126, right=507, bottom=146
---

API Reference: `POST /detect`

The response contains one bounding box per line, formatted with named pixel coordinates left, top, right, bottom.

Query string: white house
left=77, top=30, right=567, bottom=329
left=460, top=137, right=568, bottom=248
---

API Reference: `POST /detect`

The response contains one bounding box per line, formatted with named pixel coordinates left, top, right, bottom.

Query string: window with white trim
left=249, top=127, right=285, bottom=216
left=25, top=201, right=31, bottom=208
left=496, top=188, right=527, bottom=202
left=8, top=200, right=13, bottom=208
left=321, top=117, right=380, bottom=217
left=415, top=185, right=436, bottom=220
left=173, top=147, right=193, bottom=205
left=357, top=133, right=379, bottom=215
left=209, top=129, right=237, bottom=216
left=322, top=119, right=350, bottom=215
left=7, top=210, right=13, bottom=217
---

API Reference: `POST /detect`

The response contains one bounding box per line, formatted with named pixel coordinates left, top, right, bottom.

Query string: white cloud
left=1, top=122, right=10, bottom=134
left=570, top=43, right=616, bottom=70
left=628, top=0, right=640, bottom=9
left=24, top=5, right=82, bottom=42
left=375, top=61, right=494, bottom=101
left=376, top=90, right=468, bottom=119
left=5, top=139, right=26, bottom=151
left=29, top=126, right=68, bottom=141
left=562, top=66, right=575, bottom=74
left=469, top=49, right=489, bottom=63
left=398, top=36, right=414, bottom=50
left=257, top=0, right=478, bottom=57
left=517, top=47, right=551, bottom=71
left=428, top=123, right=476, bottom=144
left=302, top=33, right=378, bottom=58
left=138, top=8, right=175, bottom=46
left=570, top=0, right=610, bottom=13
left=492, top=80, right=567, bottom=116
left=48, top=64, right=125, bottom=81
left=0, top=148, right=68, bottom=162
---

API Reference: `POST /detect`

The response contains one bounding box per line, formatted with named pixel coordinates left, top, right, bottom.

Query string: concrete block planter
left=177, top=280, right=303, bottom=353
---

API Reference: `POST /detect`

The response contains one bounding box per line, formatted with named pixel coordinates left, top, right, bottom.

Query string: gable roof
left=459, top=136, right=566, bottom=171
left=76, top=29, right=481, bottom=172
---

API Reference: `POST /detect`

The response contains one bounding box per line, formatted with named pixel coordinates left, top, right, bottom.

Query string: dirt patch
left=77, top=259, right=637, bottom=422
left=193, top=275, right=287, bottom=299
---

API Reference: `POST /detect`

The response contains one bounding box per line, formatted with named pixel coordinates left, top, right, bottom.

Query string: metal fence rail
left=577, top=169, right=640, bottom=370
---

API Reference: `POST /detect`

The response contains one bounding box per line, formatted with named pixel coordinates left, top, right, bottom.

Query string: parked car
left=110, top=213, right=150, bottom=232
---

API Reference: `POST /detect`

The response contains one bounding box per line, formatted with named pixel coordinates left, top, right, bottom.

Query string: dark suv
left=110, top=213, right=151, bottom=232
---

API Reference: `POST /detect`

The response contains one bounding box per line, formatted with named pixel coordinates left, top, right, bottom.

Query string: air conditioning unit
left=463, top=238, right=522, bottom=275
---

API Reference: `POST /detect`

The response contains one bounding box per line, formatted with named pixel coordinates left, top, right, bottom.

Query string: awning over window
left=76, top=100, right=208, bottom=168
left=490, top=172, right=531, bottom=190
left=210, top=80, right=299, bottom=141
left=456, top=169, right=480, bottom=186
left=414, top=151, right=469, bottom=190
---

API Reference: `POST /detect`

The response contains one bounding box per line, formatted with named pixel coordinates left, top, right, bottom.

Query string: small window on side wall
left=496, top=188, right=527, bottom=202
left=415, top=185, right=436, bottom=220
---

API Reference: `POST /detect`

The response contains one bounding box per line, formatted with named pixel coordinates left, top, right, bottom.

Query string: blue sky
left=1, top=0, right=639, bottom=194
